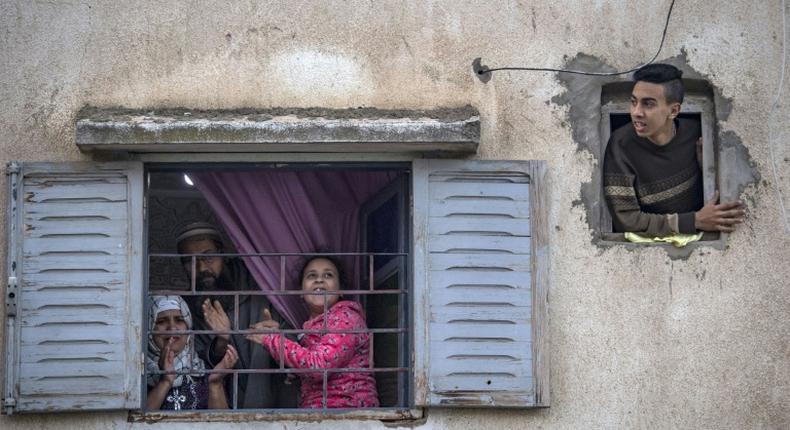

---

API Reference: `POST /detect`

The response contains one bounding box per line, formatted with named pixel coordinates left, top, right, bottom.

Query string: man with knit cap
left=176, top=222, right=296, bottom=408
left=603, top=63, right=745, bottom=236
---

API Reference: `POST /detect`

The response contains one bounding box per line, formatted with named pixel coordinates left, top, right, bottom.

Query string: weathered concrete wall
left=1, top=0, right=789, bottom=429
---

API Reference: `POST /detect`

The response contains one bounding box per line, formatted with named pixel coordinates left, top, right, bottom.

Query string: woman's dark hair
left=295, top=254, right=350, bottom=290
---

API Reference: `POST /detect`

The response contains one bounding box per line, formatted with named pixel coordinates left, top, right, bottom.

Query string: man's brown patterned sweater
left=603, top=118, right=704, bottom=236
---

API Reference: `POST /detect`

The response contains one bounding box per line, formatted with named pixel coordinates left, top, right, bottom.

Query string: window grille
left=144, top=251, right=411, bottom=412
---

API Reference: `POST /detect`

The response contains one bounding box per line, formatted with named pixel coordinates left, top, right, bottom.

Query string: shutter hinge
left=4, top=396, right=16, bottom=415
left=6, top=161, right=20, bottom=175
left=6, top=276, right=17, bottom=317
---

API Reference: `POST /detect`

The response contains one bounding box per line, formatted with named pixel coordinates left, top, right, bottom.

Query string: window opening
left=144, top=164, right=411, bottom=414
left=600, top=82, right=720, bottom=242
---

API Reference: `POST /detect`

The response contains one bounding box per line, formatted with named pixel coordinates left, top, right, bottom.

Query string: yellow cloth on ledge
left=624, top=232, right=704, bottom=247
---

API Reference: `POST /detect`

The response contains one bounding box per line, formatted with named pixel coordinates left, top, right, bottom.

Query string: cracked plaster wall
left=1, top=1, right=789, bottom=429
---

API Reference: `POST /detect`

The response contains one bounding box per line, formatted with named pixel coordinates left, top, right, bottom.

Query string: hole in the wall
left=551, top=52, right=759, bottom=258
left=472, top=58, right=492, bottom=83
left=599, top=80, right=721, bottom=244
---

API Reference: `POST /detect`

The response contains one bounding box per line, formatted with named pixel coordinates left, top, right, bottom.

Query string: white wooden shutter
left=413, top=159, right=549, bottom=408
left=3, top=162, right=143, bottom=413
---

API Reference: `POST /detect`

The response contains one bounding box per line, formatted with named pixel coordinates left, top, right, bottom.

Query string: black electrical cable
left=476, top=0, right=676, bottom=77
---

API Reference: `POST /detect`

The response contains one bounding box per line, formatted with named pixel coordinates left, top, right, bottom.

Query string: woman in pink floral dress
left=246, top=256, right=379, bottom=408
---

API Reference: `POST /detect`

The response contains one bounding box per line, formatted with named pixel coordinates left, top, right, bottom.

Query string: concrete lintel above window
left=75, top=106, right=480, bottom=153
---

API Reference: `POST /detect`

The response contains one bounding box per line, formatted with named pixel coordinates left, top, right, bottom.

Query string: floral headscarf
left=145, top=295, right=205, bottom=388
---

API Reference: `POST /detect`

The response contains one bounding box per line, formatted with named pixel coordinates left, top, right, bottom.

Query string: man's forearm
left=604, top=177, right=679, bottom=236
left=610, top=204, right=679, bottom=237
left=677, top=212, right=697, bottom=234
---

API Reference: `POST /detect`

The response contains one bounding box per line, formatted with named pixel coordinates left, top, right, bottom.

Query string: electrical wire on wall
left=768, top=0, right=790, bottom=234
left=473, top=0, right=675, bottom=80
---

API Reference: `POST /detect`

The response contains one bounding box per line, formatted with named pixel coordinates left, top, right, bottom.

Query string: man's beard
left=193, top=270, right=234, bottom=311
left=195, top=271, right=218, bottom=290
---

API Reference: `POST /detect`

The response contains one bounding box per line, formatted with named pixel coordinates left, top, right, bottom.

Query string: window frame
left=598, top=86, right=724, bottom=245
left=136, top=162, right=418, bottom=421
left=137, top=156, right=550, bottom=416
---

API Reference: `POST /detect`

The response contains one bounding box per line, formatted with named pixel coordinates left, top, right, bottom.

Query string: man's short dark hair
left=633, top=63, right=684, bottom=104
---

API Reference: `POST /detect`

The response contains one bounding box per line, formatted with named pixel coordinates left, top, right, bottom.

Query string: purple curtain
left=194, top=170, right=397, bottom=328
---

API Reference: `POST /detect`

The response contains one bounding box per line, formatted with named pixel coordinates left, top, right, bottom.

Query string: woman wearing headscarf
left=146, top=295, right=238, bottom=410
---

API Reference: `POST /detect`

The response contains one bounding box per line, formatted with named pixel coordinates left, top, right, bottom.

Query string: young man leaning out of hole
left=603, top=63, right=745, bottom=237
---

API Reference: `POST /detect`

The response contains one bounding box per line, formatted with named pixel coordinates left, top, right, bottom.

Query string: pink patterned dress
left=261, top=300, right=379, bottom=408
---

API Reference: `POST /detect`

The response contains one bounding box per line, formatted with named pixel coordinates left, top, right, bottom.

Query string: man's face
left=630, top=81, right=680, bottom=142
left=180, top=238, right=224, bottom=290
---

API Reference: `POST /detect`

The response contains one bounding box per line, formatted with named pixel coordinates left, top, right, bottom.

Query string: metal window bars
left=143, top=251, right=410, bottom=413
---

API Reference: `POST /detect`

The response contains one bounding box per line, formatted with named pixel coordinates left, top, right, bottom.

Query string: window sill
left=596, top=232, right=726, bottom=253
left=129, top=408, right=422, bottom=423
